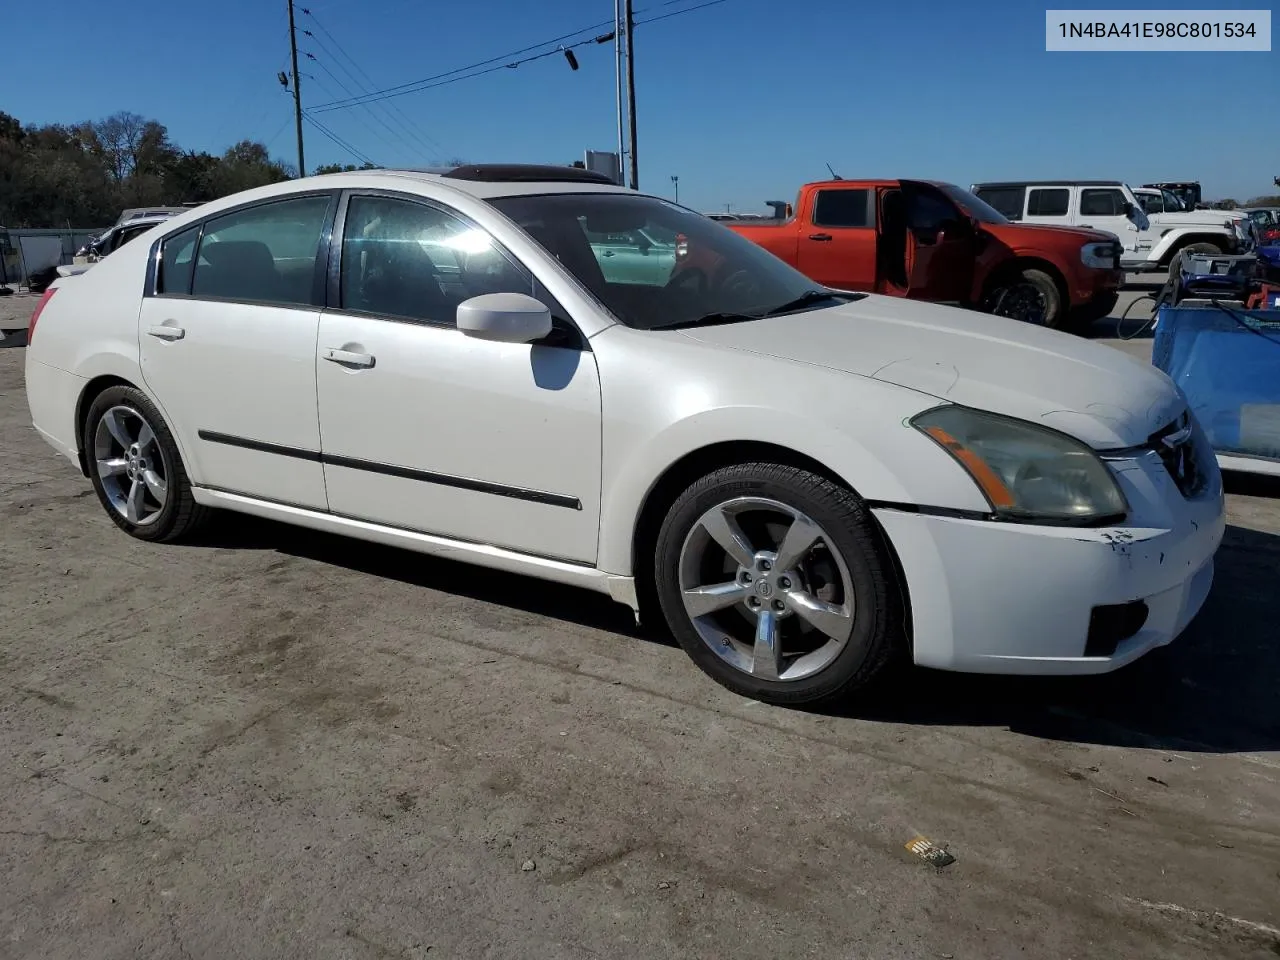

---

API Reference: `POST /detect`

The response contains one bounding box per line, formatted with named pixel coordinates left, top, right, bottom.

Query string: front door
left=1074, top=186, right=1145, bottom=258
left=315, top=192, right=602, bottom=563
left=795, top=186, right=877, bottom=290
left=138, top=193, right=335, bottom=509
left=900, top=181, right=974, bottom=303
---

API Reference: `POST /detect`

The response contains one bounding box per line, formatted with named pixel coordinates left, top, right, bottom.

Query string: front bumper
left=873, top=448, right=1225, bottom=675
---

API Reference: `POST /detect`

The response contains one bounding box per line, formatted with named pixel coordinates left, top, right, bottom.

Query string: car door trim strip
left=197, top=430, right=582, bottom=510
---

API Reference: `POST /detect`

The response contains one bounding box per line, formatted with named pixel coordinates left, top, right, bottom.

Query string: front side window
left=340, top=195, right=531, bottom=323
left=1080, top=188, right=1127, bottom=217
left=1027, top=188, right=1069, bottom=217
left=812, top=189, right=872, bottom=228
left=191, top=195, right=330, bottom=306
left=487, top=192, right=858, bottom=330
left=158, top=225, right=200, bottom=295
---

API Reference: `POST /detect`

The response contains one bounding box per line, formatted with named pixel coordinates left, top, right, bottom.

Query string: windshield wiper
left=653, top=312, right=760, bottom=330
left=762, top=289, right=856, bottom=316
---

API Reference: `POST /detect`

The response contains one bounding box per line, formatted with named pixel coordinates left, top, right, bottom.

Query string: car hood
left=1150, top=210, right=1243, bottom=227
left=674, top=296, right=1183, bottom=449
left=984, top=221, right=1117, bottom=246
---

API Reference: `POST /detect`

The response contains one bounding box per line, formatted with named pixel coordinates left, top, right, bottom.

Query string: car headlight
left=1080, top=242, right=1117, bottom=269
left=912, top=406, right=1129, bottom=523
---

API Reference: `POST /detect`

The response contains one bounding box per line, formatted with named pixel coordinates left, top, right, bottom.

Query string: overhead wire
left=303, top=112, right=377, bottom=167
left=301, top=8, right=447, bottom=157
left=305, top=53, right=413, bottom=163
left=309, top=0, right=733, bottom=114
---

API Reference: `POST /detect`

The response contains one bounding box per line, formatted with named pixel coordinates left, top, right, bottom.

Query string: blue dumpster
left=1152, top=302, right=1280, bottom=476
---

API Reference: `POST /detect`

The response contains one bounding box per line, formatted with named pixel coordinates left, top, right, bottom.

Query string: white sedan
left=23, top=164, right=1225, bottom=706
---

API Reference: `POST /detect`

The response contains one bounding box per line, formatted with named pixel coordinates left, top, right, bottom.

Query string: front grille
left=1149, top=412, right=1211, bottom=499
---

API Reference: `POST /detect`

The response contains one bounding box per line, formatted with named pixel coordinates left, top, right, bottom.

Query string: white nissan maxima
left=23, top=164, right=1225, bottom=706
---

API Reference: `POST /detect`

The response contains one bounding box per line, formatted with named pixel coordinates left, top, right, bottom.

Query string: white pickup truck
left=970, top=180, right=1254, bottom=278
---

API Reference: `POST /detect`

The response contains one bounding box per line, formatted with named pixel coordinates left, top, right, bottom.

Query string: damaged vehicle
left=24, top=165, right=1225, bottom=706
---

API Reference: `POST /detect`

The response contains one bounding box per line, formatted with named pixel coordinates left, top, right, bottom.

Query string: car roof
left=972, top=180, right=1125, bottom=188
left=311, top=164, right=630, bottom=200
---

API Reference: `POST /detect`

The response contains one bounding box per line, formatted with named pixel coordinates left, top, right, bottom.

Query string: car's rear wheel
left=85, top=385, right=208, bottom=542
left=654, top=463, right=904, bottom=706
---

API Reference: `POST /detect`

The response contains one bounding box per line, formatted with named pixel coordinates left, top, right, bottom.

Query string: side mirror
left=1122, top=201, right=1135, bottom=217
left=456, top=292, right=552, bottom=344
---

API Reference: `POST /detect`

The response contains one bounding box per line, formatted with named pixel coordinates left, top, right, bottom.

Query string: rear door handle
left=147, top=324, right=185, bottom=341
left=322, top=347, right=375, bottom=369
left=808, top=233, right=833, bottom=241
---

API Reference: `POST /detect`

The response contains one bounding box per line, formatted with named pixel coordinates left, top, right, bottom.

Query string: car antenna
left=826, top=162, right=842, bottom=181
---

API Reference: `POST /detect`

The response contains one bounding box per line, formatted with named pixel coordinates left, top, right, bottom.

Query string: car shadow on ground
left=188, top=512, right=644, bottom=639
left=189, top=504, right=1280, bottom=754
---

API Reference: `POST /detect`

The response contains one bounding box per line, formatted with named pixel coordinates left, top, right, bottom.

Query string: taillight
left=675, top=234, right=689, bottom=261
left=27, top=287, right=57, bottom=344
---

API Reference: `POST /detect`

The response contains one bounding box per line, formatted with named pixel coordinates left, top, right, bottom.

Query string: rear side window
left=158, top=225, right=200, bottom=295
left=812, top=189, right=872, bottom=228
left=1080, top=188, right=1127, bottom=217
left=1027, top=188, right=1069, bottom=217
left=191, top=195, right=331, bottom=306
left=975, top=186, right=1025, bottom=220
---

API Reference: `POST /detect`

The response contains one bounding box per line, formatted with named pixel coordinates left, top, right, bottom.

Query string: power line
left=635, top=0, right=729, bottom=26
left=309, top=0, right=731, bottom=114
left=309, top=19, right=617, bottom=112
left=303, top=112, right=377, bottom=166
left=306, top=52, right=419, bottom=163
left=301, top=8, right=446, bottom=156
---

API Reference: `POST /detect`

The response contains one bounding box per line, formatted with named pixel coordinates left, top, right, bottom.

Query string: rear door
left=1021, top=185, right=1072, bottom=225
left=900, top=181, right=974, bottom=302
left=138, top=192, right=336, bottom=509
left=795, top=186, right=876, bottom=290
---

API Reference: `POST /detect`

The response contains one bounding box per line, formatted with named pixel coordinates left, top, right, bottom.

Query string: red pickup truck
left=725, top=179, right=1124, bottom=331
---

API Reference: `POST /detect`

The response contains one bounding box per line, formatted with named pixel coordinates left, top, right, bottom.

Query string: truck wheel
left=1168, top=242, right=1222, bottom=281
left=983, top=268, right=1062, bottom=328
left=653, top=462, right=905, bottom=706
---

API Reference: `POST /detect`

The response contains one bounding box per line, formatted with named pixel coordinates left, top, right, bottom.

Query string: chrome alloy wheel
left=678, top=497, right=856, bottom=682
left=93, top=405, right=170, bottom=526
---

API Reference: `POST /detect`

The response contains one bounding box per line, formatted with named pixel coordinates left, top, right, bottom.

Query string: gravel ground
left=2, top=292, right=1279, bottom=960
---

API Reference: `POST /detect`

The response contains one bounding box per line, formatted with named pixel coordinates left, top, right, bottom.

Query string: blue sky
left=7, top=0, right=1277, bottom=211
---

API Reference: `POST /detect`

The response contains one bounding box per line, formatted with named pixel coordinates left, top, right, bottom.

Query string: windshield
left=1160, top=189, right=1184, bottom=211
left=933, top=183, right=1010, bottom=224
left=487, top=192, right=858, bottom=330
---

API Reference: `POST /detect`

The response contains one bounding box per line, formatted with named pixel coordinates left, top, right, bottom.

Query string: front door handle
left=147, top=324, right=185, bottom=341
left=808, top=233, right=833, bottom=241
left=601, top=250, right=615, bottom=257
left=322, top=347, right=375, bottom=369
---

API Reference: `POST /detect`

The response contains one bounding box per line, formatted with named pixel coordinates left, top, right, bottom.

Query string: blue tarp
left=1152, top=304, right=1280, bottom=465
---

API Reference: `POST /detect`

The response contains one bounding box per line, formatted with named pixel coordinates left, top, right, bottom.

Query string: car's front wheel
left=654, top=463, right=904, bottom=706
left=84, top=385, right=208, bottom=542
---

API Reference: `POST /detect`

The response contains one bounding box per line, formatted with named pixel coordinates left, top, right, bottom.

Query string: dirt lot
left=2, top=294, right=1278, bottom=960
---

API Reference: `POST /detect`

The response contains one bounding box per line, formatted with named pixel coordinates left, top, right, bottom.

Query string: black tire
left=654, top=462, right=905, bottom=706
left=984, top=268, right=1064, bottom=329
left=1167, top=242, right=1222, bottom=281
left=84, top=385, right=209, bottom=542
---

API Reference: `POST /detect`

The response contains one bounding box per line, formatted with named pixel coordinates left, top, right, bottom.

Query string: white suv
left=970, top=180, right=1253, bottom=277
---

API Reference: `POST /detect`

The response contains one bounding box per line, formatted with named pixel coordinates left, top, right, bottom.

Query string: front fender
left=1148, top=228, right=1233, bottom=263
left=595, top=396, right=988, bottom=577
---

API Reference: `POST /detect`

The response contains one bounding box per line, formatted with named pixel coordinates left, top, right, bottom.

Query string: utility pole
left=671, top=175, right=679, bottom=204
left=287, top=0, right=306, bottom=177
left=624, top=0, right=638, bottom=190
left=614, top=0, right=625, bottom=184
